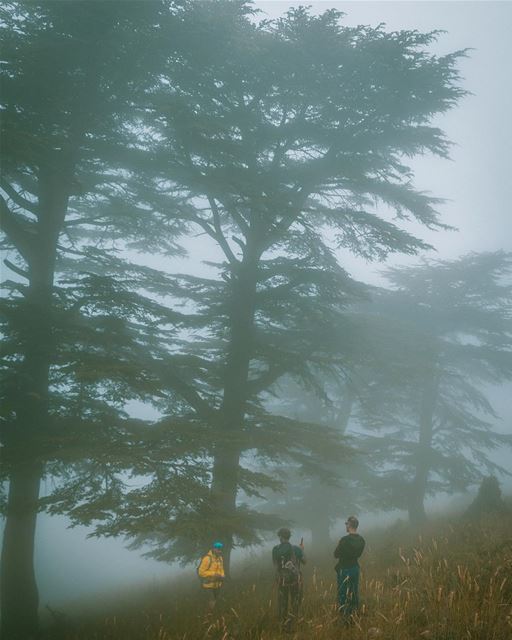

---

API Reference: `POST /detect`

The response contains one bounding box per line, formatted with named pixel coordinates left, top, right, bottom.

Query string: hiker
left=197, top=541, right=225, bottom=611
left=272, top=527, right=306, bottom=630
left=334, top=515, right=365, bottom=620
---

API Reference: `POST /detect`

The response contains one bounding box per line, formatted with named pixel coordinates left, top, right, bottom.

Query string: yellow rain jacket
left=198, top=550, right=225, bottom=589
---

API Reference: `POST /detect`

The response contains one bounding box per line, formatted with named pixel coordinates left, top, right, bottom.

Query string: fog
left=1, top=1, right=511, bottom=634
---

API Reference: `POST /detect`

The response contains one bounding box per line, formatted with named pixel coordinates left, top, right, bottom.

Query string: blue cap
left=213, top=541, right=224, bottom=549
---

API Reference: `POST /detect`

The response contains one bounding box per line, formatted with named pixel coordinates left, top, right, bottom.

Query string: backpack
left=196, top=553, right=213, bottom=583
left=276, top=543, right=300, bottom=586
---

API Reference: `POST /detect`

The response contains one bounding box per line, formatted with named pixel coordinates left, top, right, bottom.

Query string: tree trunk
left=408, top=481, right=428, bottom=526
left=210, top=248, right=260, bottom=573
left=0, top=300, right=51, bottom=638
left=0, top=461, right=42, bottom=640
left=408, top=371, right=439, bottom=526
left=0, top=162, right=70, bottom=638
left=0, top=326, right=50, bottom=639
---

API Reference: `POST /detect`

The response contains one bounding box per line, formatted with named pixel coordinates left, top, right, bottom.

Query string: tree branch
left=247, top=366, right=287, bottom=396
left=207, top=195, right=239, bottom=265
left=149, top=358, right=219, bottom=425
left=64, top=217, right=106, bottom=227
left=3, top=258, right=29, bottom=280
left=0, top=193, right=35, bottom=262
left=0, top=177, right=39, bottom=216
left=56, top=243, right=87, bottom=257
left=265, top=185, right=312, bottom=249
left=177, top=146, right=242, bottom=265
left=215, top=194, right=250, bottom=237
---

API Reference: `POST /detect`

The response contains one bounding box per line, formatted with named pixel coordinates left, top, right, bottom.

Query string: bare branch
left=0, top=193, right=35, bottom=262
left=231, top=235, right=246, bottom=252
left=56, top=243, right=86, bottom=257
left=208, top=195, right=239, bottom=265
left=3, top=258, right=29, bottom=280
left=64, top=217, right=106, bottom=227
left=0, top=177, right=39, bottom=216
left=177, top=148, right=241, bottom=264
left=215, top=194, right=250, bottom=237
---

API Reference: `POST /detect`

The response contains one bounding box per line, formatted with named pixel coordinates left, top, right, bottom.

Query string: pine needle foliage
left=90, top=2, right=468, bottom=565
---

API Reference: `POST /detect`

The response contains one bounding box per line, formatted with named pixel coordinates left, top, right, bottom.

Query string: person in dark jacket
left=272, top=527, right=306, bottom=630
left=334, top=515, right=365, bottom=619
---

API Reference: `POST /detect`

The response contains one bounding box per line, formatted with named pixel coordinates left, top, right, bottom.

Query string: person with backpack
left=272, top=527, right=305, bottom=630
left=197, top=541, right=225, bottom=611
left=334, top=516, right=365, bottom=621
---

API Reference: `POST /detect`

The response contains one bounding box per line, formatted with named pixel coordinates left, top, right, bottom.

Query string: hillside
left=42, top=512, right=512, bottom=640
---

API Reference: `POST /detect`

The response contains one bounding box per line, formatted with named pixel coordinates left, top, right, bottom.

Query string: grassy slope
left=44, top=512, right=512, bottom=640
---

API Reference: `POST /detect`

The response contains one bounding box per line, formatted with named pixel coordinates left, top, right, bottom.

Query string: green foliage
left=1, top=0, right=470, bottom=572
left=106, top=2, right=466, bottom=557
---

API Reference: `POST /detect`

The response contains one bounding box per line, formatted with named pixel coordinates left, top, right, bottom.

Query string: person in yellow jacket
left=197, top=541, right=225, bottom=610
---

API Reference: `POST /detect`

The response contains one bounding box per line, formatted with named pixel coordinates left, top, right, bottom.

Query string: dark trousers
left=277, top=581, right=300, bottom=627
left=202, top=587, right=221, bottom=612
left=336, top=565, right=360, bottom=617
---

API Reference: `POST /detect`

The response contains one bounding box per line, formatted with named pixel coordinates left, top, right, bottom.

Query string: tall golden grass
left=46, top=512, right=512, bottom=640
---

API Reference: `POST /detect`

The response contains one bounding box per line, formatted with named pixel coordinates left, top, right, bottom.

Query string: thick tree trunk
left=210, top=249, right=259, bottom=573
left=0, top=163, right=70, bottom=638
left=408, top=482, right=428, bottom=526
left=408, top=371, right=439, bottom=526
left=0, top=461, right=42, bottom=640
left=0, top=336, right=49, bottom=639
left=0, top=299, right=52, bottom=639
left=0, top=305, right=51, bottom=638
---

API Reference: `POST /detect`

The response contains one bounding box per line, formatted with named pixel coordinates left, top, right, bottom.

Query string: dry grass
left=45, top=513, right=512, bottom=640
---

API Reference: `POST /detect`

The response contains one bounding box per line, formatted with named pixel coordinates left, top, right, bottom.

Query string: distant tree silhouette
left=259, top=376, right=365, bottom=550
left=465, top=476, right=508, bottom=518
left=355, top=253, right=512, bottom=525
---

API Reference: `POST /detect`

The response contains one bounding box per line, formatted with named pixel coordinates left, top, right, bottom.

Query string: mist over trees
left=1, top=2, right=510, bottom=639
left=354, top=253, right=512, bottom=524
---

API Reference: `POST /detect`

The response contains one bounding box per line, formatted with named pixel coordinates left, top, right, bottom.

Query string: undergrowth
left=42, top=513, right=512, bottom=640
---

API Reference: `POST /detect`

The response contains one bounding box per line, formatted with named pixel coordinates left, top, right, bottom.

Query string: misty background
left=1, top=0, right=511, bottom=612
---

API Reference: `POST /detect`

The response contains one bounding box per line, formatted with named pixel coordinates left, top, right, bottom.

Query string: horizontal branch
left=3, top=258, right=29, bottom=280
left=0, top=177, right=39, bottom=216
left=64, top=217, right=106, bottom=227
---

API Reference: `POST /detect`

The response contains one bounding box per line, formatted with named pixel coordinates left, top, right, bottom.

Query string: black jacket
left=334, top=533, right=365, bottom=570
